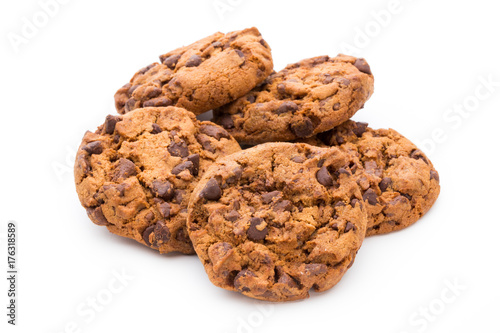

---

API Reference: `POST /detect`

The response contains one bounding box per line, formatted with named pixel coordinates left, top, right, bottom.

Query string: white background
left=1, top=0, right=499, bottom=332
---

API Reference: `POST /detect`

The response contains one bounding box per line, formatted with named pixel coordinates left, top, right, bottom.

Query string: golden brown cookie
left=213, top=54, right=374, bottom=144
left=74, top=107, right=241, bottom=254
left=187, top=143, right=367, bottom=301
left=301, top=120, right=440, bottom=236
left=114, top=27, right=273, bottom=115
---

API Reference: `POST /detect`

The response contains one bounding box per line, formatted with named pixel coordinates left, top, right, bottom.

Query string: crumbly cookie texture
left=187, top=143, right=367, bottom=301
left=114, top=27, right=273, bottom=115
left=74, top=107, right=241, bottom=254
left=213, top=54, right=374, bottom=144
left=301, top=120, right=440, bottom=236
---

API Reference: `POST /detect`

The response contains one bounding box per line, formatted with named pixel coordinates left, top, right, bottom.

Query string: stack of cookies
left=75, top=27, right=440, bottom=302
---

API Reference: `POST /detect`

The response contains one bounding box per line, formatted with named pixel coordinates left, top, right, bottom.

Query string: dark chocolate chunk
left=199, top=124, right=230, bottom=140
left=363, top=188, right=378, bottom=205
left=247, top=217, right=268, bottom=241
left=82, top=141, right=103, bottom=155
left=316, top=166, right=334, bottom=186
left=151, top=180, right=174, bottom=201
left=379, top=177, right=392, bottom=192
left=353, top=58, right=372, bottom=75
left=200, top=178, right=221, bottom=200
left=86, top=206, right=109, bottom=226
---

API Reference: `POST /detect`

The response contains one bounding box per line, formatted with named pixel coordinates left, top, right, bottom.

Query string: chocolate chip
left=112, top=158, right=137, bottom=181
left=290, top=117, right=314, bottom=138
left=352, top=122, right=368, bottom=137
left=225, top=210, right=240, bottom=222
left=317, top=159, right=325, bottom=167
left=323, top=74, right=334, bottom=84
left=277, top=83, right=286, bottom=95
left=332, top=223, right=339, bottom=231
left=338, top=168, right=351, bottom=176
left=350, top=198, right=361, bottom=208
left=277, top=272, right=298, bottom=289
left=217, top=114, right=234, bottom=129
left=212, top=41, right=223, bottom=48
left=234, top=269, right=256, bottom=292
left=153, top=220, right=171, bottom=245
left=187, top=154, right=200, bottom=176
left=173, top=189, right=184, bottom=204
left=259, top=39, right=268, bottom=48
left=168, top=140, right=189, bottom=157
left=200, top=178, right=221, bottom=200
left=261, top=191, right=280, bottom=204
left=77, top=155, right=91, bottom=175
left=273, top=200, right=293, bottom=212
left=172, top=161, right=194, bottom=175
left=363, top=189, right=378, bottom=205
left=333, top=103, right=341, bottom=111
left=354, top=58, right=372, bottom=75
left=316, top=166, right=334, bottom=186
left=176, top=228, right=190, bottom=243
left=430, top=170, right=439, bottom=182
left=275, top=101, right=298, bottom=115
left=141, top=225, right=155, bottom=246
left=185, top=55, right=202, bottom=67
left=345, top=222, right=355, bottom=232
left=247, top=95, right=256, bottom=103
left=143, top=97, right=173, bottom=108
left=305, top=263, right=327, bottom=276
left=86, top=206, right=109, bottom=226
left=124, top=98, right=136, bottom=112
left=127, top=85, right=140, bottom=97
left=196, top=134, right=215, bottom=153
left=138, top=63, right=156, bottom=75
left=163, top=54, right=181, bottom=69
left=151, top=180, right=174, bottom=201
left=151, top=123, right=163, bottom=134
left=145, top=87, right=162, bottom=99
left=291, top=156, right=305, bottom=163
left=104, top=115, right=119, bottom=134
left=379, top=177, right=392, bottom=192
left=235, top=49, right=245, bottom=59
left=158, top=202, right=171, bottom=218
left=82, top=141, right=103, bottom=155
left=199, top=124, right=230, bottom=140
left=401, top=193, right=412, bottom=201
left=410, top=150, right=429, bottom=164
left=335, top=201, right=345, bottom=208
left=226, top=166, right=243, bottom=184
left=247, top=217, right=268, bottom=241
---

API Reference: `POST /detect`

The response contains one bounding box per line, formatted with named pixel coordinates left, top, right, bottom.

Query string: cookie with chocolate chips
left=213, top=54, right=374, bottom=144
left=114, top=27, right=273, bottom=115
left=187, top=143, right=367, bottom=301
left=301, top=120, right=440, bottom=236
left=74, top=107, right=241, bottom=254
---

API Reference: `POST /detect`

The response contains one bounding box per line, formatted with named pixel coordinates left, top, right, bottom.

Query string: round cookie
left=301, top=120, right=440, bottom=236
left=187, top=143, right=367, bottom=301
left=213, top=54, right=374, bottom=145
left=114, top=27, right=273, bottom=115
left=74, top=107, right=241, bottom=254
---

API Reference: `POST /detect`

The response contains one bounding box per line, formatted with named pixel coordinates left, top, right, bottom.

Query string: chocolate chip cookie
left=187, top=143, right=367, bottom=301
left=114, top=27, right=273, bottom=115
left=301, top=120, right=440, bottom=236
left=74, top=107, right=241, bottom=254
left=213, top=54, right=374, bottom=144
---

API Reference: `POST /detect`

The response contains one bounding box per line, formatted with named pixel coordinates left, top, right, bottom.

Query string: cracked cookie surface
left=301, top=120, right=440, bottom=236
left=114, top=27, right=273, bottom=115
left=74, top=107, right=241, bottom=254
left=187, top=143, right=367, bottom=301
left=213, top=54, right=374, bottom=144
